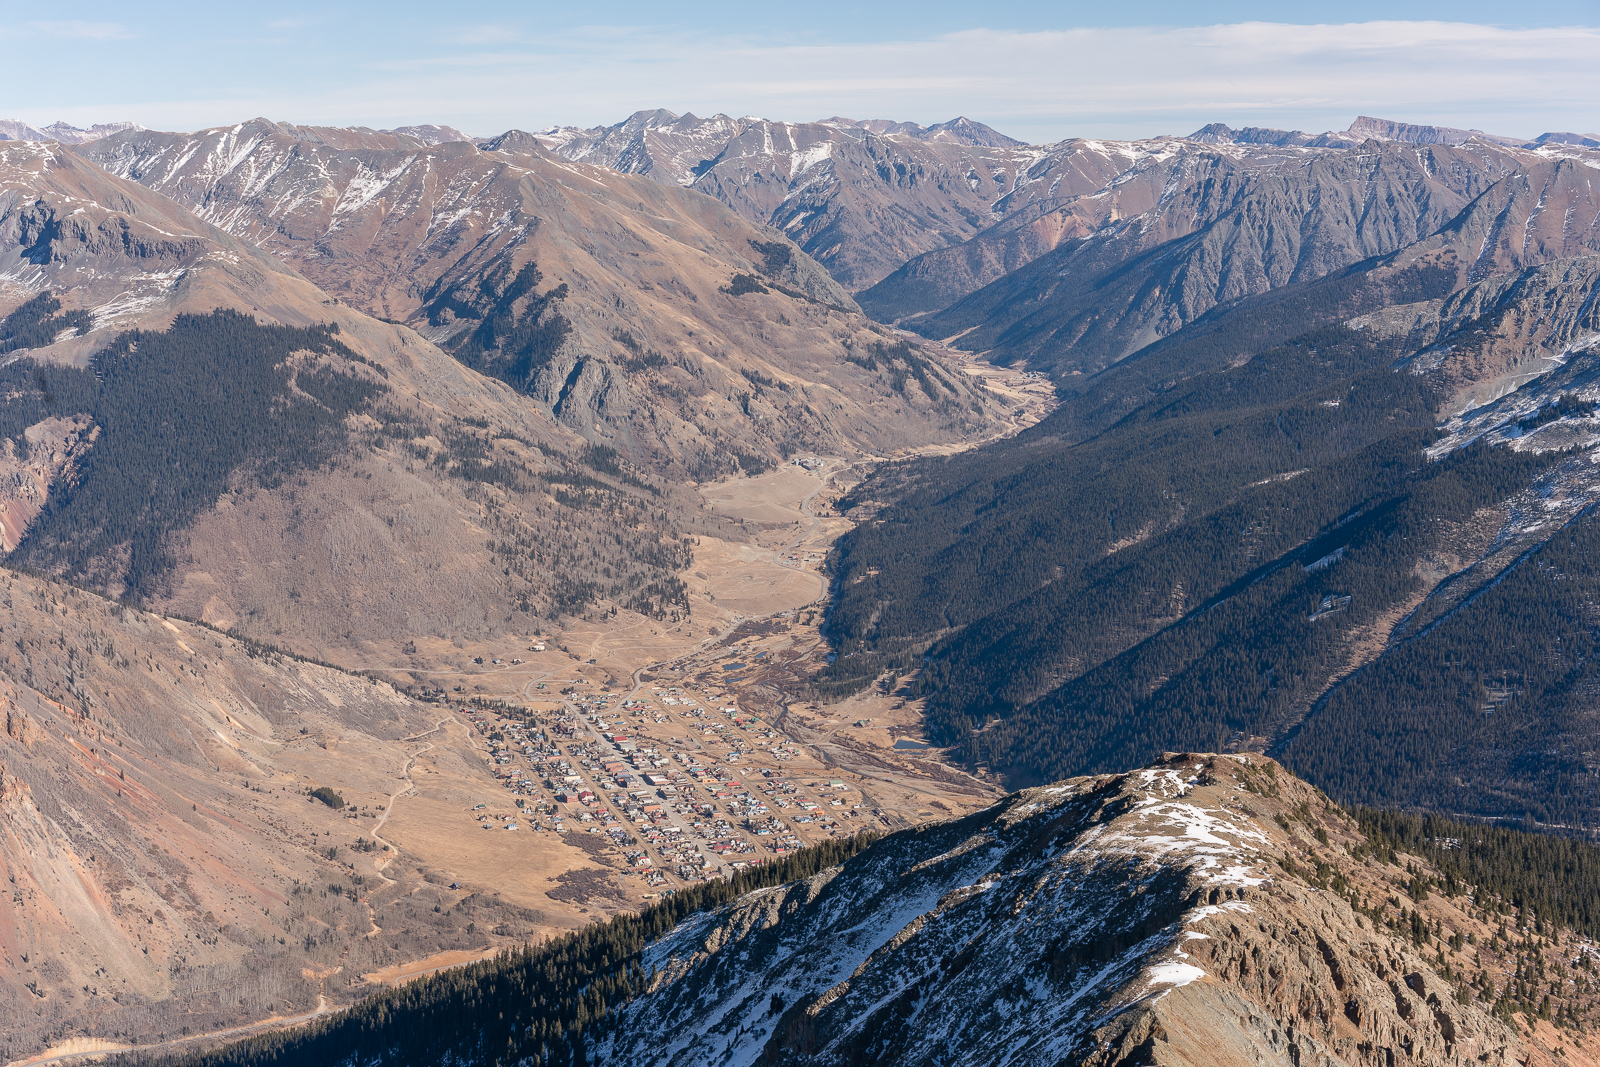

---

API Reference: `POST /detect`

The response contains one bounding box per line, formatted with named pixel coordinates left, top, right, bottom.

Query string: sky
left=2, top=0, right=1597, bottom=144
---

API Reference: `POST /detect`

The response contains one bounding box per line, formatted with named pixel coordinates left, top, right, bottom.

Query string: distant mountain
left=1535, top=130, right=1600, bottom=148
left=79, top=118, right=997, bottom=484
left=506, top=111, right=1600, bottom=308
left=870, top=140, right=1600, bottom=374
left=860, top=115, right=1600, bottom=335
left=1194, top=116, right=1535, bottom=149
left=0, top=119, right=141, bottom=143
left=526, top=110, right=1046, bottom=289
left=385, top=123, right=470, bottom=144
left=0, top=124, right=1001, bottom=660
left=0, top=118, right=464, bottom=148
left=0, top=138, right=691, bottom=643
left=826, top=114, right=1027, bottom=147
left=531, top=110, right=1023, bottom=180
left=1187, top=121, right=1361, bottom=147
left=1346, top=114, right=1527, bottom=147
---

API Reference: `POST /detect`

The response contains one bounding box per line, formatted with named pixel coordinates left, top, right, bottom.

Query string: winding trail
left=359, top=718, right=449, bottom=940
left=370, top=719, right=450, bottom=877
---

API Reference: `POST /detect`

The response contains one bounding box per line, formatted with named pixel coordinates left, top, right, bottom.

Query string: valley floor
left=0, top=352, right=1056, bottom=1067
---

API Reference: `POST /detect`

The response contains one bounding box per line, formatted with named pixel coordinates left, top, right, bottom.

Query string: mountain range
left=0, top=119, right=144, bottom=144
left=1, top=122, right=999, bottom=663
left=0, top=115, right=1005, bottom=1055
left=822, top=132, right=1600, bottom=830
left=5, top=105, right=1600, bottom=1066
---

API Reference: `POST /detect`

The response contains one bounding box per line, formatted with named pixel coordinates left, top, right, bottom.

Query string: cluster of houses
left=444, top=677, right=870, bottom=894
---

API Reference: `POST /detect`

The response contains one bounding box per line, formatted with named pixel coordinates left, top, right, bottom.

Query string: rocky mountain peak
left=384, top=123, right=471, bottom=145
left=1346, top=115, right=1525, bottom=147
left=1187, top=121, right=1238, bottom=142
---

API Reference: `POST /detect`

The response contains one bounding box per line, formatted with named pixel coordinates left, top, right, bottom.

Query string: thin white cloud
left=442, top=24, right=529, bottom=46
left=29, top=19, right=134, bottom=41
left=27, top=21, right=1600, bottom=142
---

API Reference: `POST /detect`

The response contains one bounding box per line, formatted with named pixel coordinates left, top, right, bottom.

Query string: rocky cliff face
left=881, top=139, right=1595, bottom=374
left=592, top=754, right=1561, bottom=1067
left=0, top=415, right=94, bottom=551
left=1354, top=254, right=1600, bottom=412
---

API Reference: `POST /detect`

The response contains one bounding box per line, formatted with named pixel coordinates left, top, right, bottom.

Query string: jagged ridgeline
left=106, top=765, right=1600, bottom=1067
left=114, top=835, right=876, bottom=1067
left=425, top=260, right=572, bottom=395
left=3, top=307, right=385, bottom=597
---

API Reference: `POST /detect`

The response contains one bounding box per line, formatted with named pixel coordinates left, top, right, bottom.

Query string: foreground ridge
left=604, top=753, right=1521, bottom=1067
left=138, top=754, right=1600, bottom=1067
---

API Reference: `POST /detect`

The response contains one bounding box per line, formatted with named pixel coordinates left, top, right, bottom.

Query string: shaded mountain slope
left=896, top=140, right=1571, bottom=374
left=1281, top=492, right=1600, bottom=825
left=0, top=143, right=693, bottom=646
left=0, top=142, right=771, bottom=662
left=822, top=249, right=1600, bottom=821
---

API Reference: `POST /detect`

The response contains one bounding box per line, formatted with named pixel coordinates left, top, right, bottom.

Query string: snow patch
left=1147, top=962, right=1206, bottom=987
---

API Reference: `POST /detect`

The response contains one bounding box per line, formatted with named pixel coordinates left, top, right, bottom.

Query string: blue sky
left=4, top=1, right=1597, bottom=142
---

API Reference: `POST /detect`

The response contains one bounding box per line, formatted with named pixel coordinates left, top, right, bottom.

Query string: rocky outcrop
left=1364, top=254, right=1600, bottom=412
left=0, top=415, right=95, bottom=551
left=5, top=702, right=37, bottom=746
